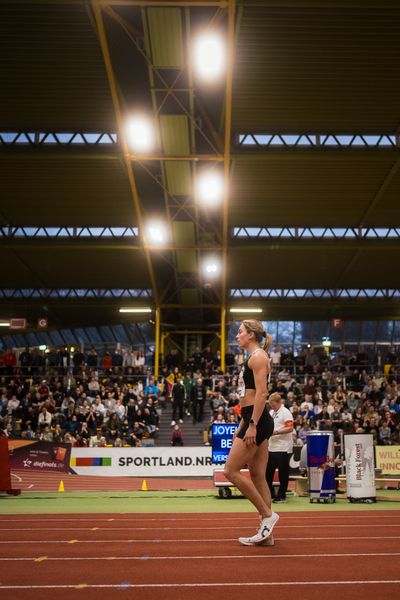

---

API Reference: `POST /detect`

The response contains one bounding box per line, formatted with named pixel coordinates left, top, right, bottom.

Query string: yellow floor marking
left=75, top=584, right=88, bottom=589
left=34, top=556, right=47, bottom=563
left=68, top=540, right=78, bottom=544
left=91, top=527, right=99, bottom=531
left=108, top=519, right=114, bottom=522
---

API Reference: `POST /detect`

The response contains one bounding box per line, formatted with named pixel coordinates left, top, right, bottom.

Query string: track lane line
left=1, top=523, right=399, bottom=531
left=1, top=552, right=399, bottom=562
left=0, top=580, right=399, bottom=590
left=1, top=514, right=399, bottom=522
left=1, top=535, right=400, bottom=544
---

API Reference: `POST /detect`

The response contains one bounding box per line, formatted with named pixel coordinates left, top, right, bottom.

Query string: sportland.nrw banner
left=344, top=433, right=376, bottom=500
left=70, top=447, right=213, bottom=477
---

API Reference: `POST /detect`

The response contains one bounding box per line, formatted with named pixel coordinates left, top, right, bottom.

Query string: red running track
left=11, top=470, right=214, bottom=492
left=0, top=511, right=399, bottom=600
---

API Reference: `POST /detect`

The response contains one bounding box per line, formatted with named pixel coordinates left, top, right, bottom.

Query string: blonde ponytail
left=263, top=332, right=272, bottom=353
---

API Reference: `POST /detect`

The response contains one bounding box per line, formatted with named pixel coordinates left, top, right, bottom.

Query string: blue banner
left=211, top=423, right=239, bottom=464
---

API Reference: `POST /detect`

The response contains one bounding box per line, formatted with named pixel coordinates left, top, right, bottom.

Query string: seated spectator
left=330, top=403, right=343, bottom=430
left=88, top=376, right=100, bottom=395
left=135, top=351, right=145, bottom=373
left=131, top=420, right=145, bottom=441
left=38, top=406, right=52, bottom=428
left=313, top=398, right=324, bottom=416
left=212, top=410, right=226, bottom=425
left=170, top=424, right=184, bottom=446
left=379, top=421, right=392, bottom=445
left=211, top=391, right=227, bottom=416
left=270, top=346, right=281, bottom=367
left=112, top=349, right=123, bottom=371
left=106, top=426, right=120, bottom=445
left=341, top=407, right=353, bottom=423
left=114, top=398, right=126, bottom=421
left=300, top=394, right=313, bottom=415
left=226, top=410, right=239, bottom=424
left=89, top=431, right=102, bottom=447
left=145, top=376, right=158, bottom=397
left=65, top=414, right=80, bottom=436
left=298, top=422, right=310, bottom=443
left=74, top=432, right=88, bottom=447
left=142, top=406, right=158, bottom=437
left=102, top=352, right=112, bottom=372
left=7, top=395, right=20, bottom=416
left=119, top=418, right=130, bottom=441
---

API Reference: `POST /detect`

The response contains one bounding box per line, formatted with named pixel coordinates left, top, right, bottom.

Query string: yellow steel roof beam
left=92, top=0, right=159, bottom=305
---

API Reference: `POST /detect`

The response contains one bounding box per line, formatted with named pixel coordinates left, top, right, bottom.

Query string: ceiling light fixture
left=193, top=33, right=225, bottom=81
left=195, top=171, right=224, bottom=206
left=202, top=257, right=221, bottom=279
left=119, top=308, right=152, bottom=314
left=144, top=221, right=169, bottom=246
left=229, top=308, right=263, bottom=314
left=125, top=115, right=155, bottom=153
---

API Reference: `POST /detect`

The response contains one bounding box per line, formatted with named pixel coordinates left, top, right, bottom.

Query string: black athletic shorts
left=236, top=404, right=274, bottom=446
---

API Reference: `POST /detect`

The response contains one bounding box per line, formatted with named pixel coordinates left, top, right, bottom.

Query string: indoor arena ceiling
left=0, top=0, right=399, bottom=333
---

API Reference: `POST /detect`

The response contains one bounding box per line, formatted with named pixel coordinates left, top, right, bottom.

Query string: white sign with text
left=71, top=446, right=213, bottom=477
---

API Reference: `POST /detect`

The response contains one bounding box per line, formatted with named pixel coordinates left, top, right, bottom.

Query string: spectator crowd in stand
left=0, top=344, right=399, bottom=448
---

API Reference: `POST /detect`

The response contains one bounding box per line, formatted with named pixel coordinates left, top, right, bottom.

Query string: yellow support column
left=160, top=331, right=167, bottom=361
left=220, top=0, right=235, bottom=375
left=154, top=307, right=161, bottom=378
left=220, top=306, right=226, bottom=373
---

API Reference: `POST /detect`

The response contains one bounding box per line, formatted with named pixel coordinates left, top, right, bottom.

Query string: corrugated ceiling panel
left=164, top=162, right=192, bottom=195
left=0, top=156, right=136, bottom=226
left=0, top=3, right=115, bottom=129
left=340, top=249, right=400, bottom=287
left=147, top=8, right=184, bottom=68
left=160, top=115, right=190, bottom=155
left=0, top=248, right=151, bottom=288
left=367, top=167, right=400, bottom=227
left=229, top=159, right=394, bottom=227
left=228, top=247, right=353, bottom=288
left=233, top=3, right=400, bottom=132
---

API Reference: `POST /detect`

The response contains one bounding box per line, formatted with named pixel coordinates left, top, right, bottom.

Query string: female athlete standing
left=224, top=319, right=279, bottom=545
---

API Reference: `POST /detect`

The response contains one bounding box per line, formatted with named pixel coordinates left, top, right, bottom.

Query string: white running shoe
left=237, top=512, right=279, bottom=546
left=171, top=420, right=176, bottom=426
left=239, top=534, right=275, bottom=547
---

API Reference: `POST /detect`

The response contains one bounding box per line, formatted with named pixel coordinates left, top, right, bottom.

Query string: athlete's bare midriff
left=240, top=389, right=258, bottom=408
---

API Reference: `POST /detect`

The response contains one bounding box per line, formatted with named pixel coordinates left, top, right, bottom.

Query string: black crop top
left=242, top=359, right=255, bottom=389
left=238, top=353, right=270, bottom=397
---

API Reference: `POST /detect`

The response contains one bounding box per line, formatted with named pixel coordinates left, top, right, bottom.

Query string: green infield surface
left=1, top=489, right=399, bottom=514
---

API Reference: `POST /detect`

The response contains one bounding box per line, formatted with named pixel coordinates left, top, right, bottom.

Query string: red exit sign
left=10, top=318, right=27, bottom=330
left=332, top=319, right=343, bottom=329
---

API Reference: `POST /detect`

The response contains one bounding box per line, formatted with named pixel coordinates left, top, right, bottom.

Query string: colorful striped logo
left=70, top=457, right=112, bottom=467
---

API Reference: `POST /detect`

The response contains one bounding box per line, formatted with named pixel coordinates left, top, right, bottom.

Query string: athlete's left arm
left=249, top=352, right=269, bottom=424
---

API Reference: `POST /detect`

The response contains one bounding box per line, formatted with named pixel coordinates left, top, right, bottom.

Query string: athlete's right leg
left=241, top=440, right=279, bottom=546
left=224, top=437, right=272, bottom=518
left=248, top=439, right=271, bottom=510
